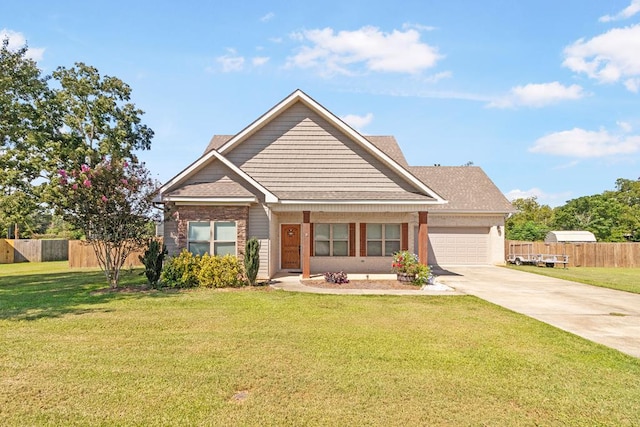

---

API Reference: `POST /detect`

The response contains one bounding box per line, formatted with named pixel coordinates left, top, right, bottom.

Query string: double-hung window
left=188, top=221, right=237, bottom=256
left=314, top=223, right=349, bottom=256
left=366, top=223, right=401, bottom=256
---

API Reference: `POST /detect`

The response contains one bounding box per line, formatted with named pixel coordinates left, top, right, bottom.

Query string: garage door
left=427, top=227, right=489, bottom=265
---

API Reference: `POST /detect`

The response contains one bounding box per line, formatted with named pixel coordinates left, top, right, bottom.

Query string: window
left=187, top=221, right=237, bottom=256
left=188, top=222, right=210, bottom=256
left=314, top=223, right=349, bottom=256
left=366, top=224, right=401, bottom=256
left=214, top=221, right=237, bottom=256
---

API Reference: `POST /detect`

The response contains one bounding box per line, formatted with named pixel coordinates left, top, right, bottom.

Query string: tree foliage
left=507, top=179, right=640, bottom=242
left=506, top=197, right=553, bottom=241
left=0, top=38, right=56, bottom=236
left=51, top=158, right=158, bottom=287
left=1, top=37, right=154, bottom=237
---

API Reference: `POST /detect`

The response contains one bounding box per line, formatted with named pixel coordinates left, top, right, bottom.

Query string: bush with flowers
left=391, top=250, right=432, bottom=285
left=51, top=157, right=158, bottom=288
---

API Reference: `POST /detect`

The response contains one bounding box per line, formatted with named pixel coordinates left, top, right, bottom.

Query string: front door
left=281, top=224, right=301, bottom=270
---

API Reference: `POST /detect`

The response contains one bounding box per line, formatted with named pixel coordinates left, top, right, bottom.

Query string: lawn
left=1, top=262, right=640, bottom=426
left=506, top=265, right=640, bottom=294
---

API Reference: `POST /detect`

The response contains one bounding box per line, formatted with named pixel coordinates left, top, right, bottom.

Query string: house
left=157, top=89, right=514, bottom=279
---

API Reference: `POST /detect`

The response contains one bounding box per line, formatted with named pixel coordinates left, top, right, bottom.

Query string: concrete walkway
left=438, top=266, right=640, bottom=359
left=270, top=267, right=640, bottom=358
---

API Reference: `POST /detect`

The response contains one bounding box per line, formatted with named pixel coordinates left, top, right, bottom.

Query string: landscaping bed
left=301, top=278, right=421, bottom=290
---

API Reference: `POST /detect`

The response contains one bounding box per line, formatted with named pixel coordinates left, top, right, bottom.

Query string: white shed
left=544, top=230, right=596, bottom=243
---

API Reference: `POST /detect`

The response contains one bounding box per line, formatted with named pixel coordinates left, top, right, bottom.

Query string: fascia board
left=277, top=199, right=448, bottom=205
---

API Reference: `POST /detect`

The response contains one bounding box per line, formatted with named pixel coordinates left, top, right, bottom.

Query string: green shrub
left=139, top=240, right=168, bottom=288
left=161, top=250, right=201, bottom=288
left=244, top=237, right=260, bottom=285
left=198, top=253, right=244, bottom=288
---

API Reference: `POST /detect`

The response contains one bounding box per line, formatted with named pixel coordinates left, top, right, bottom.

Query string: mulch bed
left=301, top=279, right=421, bottom=290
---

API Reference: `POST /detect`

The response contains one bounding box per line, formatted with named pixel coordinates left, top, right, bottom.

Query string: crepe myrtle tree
left=52, top=157, right=159, bottom=288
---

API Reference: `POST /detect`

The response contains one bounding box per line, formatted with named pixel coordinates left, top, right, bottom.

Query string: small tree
left=244, top=237, right=260, bottom=285
left=139, top=240, right=167, bottom=288
left=52, top=157, right=158, bottom=288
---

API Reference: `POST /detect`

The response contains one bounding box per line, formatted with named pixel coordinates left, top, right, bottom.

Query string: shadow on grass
left=0, top=269, right=175, bottom=321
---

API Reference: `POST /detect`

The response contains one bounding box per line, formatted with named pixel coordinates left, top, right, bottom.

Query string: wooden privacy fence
left=68, top=240, right=146, bottom=268
left=505, top=240, right=640, bottom=268
left=0, top=239, right=69, bottom=263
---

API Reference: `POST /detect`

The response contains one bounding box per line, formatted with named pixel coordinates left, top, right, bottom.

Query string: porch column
left=302, top=211, right=311, bottom=278
left=418, top=211, right=428, bottom=265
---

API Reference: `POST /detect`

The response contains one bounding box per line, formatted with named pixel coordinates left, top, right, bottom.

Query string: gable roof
left=159, top=89, right=445, bottom=205
left=410, top=166, right=515, bottom=213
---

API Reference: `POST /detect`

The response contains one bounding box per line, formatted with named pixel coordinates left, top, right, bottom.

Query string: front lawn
left=506, top=265, right=640, bottom=294
left=1, top=263, right=639, bottom=425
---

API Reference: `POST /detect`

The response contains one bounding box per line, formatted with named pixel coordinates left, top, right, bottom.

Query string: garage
left=427, top=227, right=489, bottom=265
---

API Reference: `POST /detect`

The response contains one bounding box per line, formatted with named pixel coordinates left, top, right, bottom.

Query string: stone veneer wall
left=165, top=203, right=249, bottom=259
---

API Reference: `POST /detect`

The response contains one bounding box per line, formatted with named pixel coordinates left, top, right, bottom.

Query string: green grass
left=1, top=263, right=640, bottom=425
left=506, top=265, right=640, bottom=294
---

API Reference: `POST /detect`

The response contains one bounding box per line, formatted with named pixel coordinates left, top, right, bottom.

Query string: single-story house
left=157, top=89, right=514, bottom=279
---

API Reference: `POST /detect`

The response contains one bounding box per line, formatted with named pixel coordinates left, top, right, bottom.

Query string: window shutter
left=349, top=223, right=356, bottom=257
left=360, top=223, right=367, bottom=256
left=309, top=223, right=314, bottom=257
left=401, top=223, right=409, bottom=251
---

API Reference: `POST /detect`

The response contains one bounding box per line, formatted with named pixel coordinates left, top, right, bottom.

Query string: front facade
left=157, top=90, right=513, bottom=279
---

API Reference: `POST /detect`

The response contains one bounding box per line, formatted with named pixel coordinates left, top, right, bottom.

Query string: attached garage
left=427, top=227, right=489, bottom=265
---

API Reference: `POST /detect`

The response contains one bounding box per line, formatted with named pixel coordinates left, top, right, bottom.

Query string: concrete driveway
left=437, top=266, right=640, bottom=358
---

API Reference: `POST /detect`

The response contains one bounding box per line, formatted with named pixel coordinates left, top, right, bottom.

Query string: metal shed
left=544, top=230, right=597, bottom=243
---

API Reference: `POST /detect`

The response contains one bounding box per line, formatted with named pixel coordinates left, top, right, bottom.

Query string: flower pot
left=396, top=273, right=415, bottom=283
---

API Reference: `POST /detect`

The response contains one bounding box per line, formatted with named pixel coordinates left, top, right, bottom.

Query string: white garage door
left=427, top=227, right=489, bottom=265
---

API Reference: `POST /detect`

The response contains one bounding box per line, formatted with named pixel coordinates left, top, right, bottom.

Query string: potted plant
left=391, top=250, right=418, bottom=282
left=392, top=250, right=432, bottom=285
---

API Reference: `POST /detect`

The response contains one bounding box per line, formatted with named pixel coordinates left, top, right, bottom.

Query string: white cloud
left=340, top=113, right=373, bottom=130
left=260, top=12, right=275, bottom=22
left=402, top=22, right=437, bottom=32
left=422, top=71, right=452, bottom=84
left=506, top=188, right=571, bottom=207
left=286, top=26, right=442, bottom=76
left=487, top=82, right=585, bottom=108
left=529, top=127, right=640, bottom=158
left=0, top=29, right=45, bottom=61
left=617, top=120, right=633, bottom=132
left=624, top=77, right=640, bottom=92
left=216, top=49, right=245, bottom=72
left=252, top=56, right=269, bottom=66
left=599, top=0, right=640, bottom=22
left=563, top=24, right=640, bottom=91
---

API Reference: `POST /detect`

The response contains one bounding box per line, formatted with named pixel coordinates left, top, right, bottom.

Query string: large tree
left=1, top=38, right=154, bottom=236
left=0, top=38, right=56, bottom=236
left=1, top=37, right=158, bottom=285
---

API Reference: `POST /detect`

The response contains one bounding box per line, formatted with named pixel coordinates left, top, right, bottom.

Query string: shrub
left=198, top=253, right=244, bottom=288
left=161, top=250, right=200, bottom=288
left=324, top=271, right=349, bottom=284
left=244, top=237, right=260, bottom=286
left=412, top=263, right=433, bottom=286
left=139, top=240, right=168, bottom=288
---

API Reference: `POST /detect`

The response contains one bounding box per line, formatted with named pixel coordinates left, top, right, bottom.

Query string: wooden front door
left=281, top=224, right=301, bottom=270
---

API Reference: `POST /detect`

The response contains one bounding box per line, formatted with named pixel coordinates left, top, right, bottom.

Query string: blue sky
left=3, top=0, right=640, bottom=206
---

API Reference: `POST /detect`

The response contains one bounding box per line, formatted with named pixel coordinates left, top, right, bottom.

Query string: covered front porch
left=269, top=207, right=430, bottom=278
